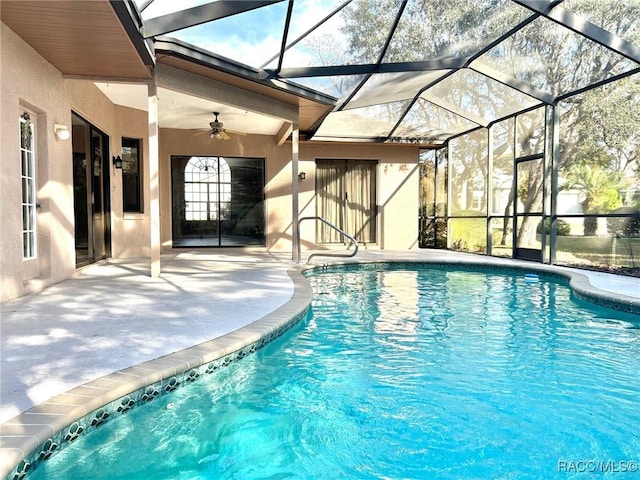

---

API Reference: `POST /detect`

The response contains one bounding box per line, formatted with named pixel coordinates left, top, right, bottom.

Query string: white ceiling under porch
left=94, top=82, right=285, bottom=136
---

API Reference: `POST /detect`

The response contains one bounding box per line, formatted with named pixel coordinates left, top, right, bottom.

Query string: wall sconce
left=298, top=171, right=306, bottom=181
left=54, top=124, right=70, bottom=140
left=112, top=156, right=123, bottom=169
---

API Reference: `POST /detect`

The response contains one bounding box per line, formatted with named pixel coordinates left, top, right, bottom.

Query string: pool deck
left=1, top=249, right=639, bottom=477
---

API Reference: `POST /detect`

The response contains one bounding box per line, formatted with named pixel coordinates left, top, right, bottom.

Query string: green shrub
left=607, top=207, right=640, bottom=237
left=450, top=217, right=486, bottom=252
left=537, top=218, right=571, bottom=236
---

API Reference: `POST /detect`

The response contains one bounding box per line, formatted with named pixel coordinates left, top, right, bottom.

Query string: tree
left=331, top=0, right=639, bottom=246
left=563, top=164, right=622, bottom=235
left=567, top=77, right=640, bottom=177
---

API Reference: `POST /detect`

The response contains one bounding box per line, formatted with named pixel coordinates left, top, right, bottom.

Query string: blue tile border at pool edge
left=0, top=268, right=313, bottom=480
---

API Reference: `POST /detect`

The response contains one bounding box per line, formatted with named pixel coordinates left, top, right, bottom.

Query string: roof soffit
left=0, top=0, right=152, bottom=80
left=155, top=55, right=334, bottom=133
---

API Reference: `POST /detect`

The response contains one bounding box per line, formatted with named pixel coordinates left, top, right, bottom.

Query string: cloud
left=287, top=0, right=345, bottom=39
left=198, top=33, right=283, bottom=68
left=141, top=0, right=348, bottom=69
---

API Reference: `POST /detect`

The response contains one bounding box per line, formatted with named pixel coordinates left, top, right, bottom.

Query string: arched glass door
left=171, top=156, right=265, bottom=247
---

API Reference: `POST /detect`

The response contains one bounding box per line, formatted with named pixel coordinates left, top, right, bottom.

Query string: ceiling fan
left=206, top=111, right=246, bottom=140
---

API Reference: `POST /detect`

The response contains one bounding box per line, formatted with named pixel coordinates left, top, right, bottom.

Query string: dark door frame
left=71, top=111, right=111, bottom=267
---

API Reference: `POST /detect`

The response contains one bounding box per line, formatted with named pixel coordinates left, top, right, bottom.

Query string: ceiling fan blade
left=226, top=129, right=247, bottom=136
left=220, top=130, right=231, bottom=140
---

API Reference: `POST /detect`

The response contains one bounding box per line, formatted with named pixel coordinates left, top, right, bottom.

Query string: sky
left=136, top=0, right=346, bottom=69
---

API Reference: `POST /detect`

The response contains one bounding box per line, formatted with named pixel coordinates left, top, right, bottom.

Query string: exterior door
left=171, top=156, right=265, bottom=247
left=514, top=156, right=544, bottom=261
left=72, top=112, right=111, bottom=267
left=316, top=159, right=377, bottom=244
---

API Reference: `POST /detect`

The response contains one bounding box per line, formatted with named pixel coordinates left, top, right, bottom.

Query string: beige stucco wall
left=111, top=105, right=151, bottom=258
left=0, top=23, right=151, bottom=301
left=1, top=22, right=75, bottom=301
left=299, top=142, right=420, bottom=251
left=158, top=131, right=420, bottom=254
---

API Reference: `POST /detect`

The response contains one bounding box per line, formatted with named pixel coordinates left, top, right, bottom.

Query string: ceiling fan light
left=213, top=131, right=223, bottom=140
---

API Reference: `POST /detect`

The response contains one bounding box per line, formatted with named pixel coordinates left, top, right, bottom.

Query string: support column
left=291, top=124, right=300, bottom=263
left=148, top=76, right=161, bottom=277
left=549, top=104, right=560, bottom=265
left=486, top=127, right=494, bottom=256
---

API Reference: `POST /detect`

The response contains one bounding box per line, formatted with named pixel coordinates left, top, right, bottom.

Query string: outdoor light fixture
left=112, top=155, right=123, bottom=169
left=54, top=124, right=70, bottom=140
left=298, top=171, right=306, bottom=180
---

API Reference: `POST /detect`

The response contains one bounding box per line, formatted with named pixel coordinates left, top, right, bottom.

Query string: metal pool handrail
left=297, top=216, right=358, bottom=264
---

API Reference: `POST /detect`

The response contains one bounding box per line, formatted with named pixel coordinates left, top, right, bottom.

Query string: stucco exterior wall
left=1, top=23, right=75, bottom=301
left=299, top=142, right=420, bottom=251
left=0, top=23, right=148, bottom=301
left=111, top=106, right=151, bottom=258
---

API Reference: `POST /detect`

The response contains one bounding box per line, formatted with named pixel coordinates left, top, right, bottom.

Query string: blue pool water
left=28, top=265, right=640, bottom=479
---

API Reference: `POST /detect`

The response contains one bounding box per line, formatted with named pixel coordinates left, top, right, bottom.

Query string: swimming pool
left=24, top=264, right=640, bottom=479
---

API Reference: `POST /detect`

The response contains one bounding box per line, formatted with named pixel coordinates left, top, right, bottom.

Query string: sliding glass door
left=72, top=112, right=111, bottom=267
left=316, top=159, right=377, bottom=244
left=171, top=156, right=264, bottom=247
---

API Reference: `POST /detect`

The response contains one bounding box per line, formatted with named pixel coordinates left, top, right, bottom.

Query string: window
left=20, top=112, right=37, bottom=259
left=122, top=137, right=142, bottom=212
left=316, top=159, right=377, bottom=244
left=184, top=156, right=231, bottom=221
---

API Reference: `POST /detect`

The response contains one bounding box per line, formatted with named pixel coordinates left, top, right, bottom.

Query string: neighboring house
left=0, top=2, right=421, bottom=302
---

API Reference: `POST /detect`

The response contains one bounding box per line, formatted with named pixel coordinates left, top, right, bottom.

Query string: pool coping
left=0, top=267, right=313, bottom=480
left=1, top=258, right=638, bottom=479
left=299, top=257, right=640, bottom=314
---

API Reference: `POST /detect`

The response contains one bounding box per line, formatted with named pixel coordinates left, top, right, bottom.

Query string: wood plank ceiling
left=1, top=0, right=151, bottom=80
